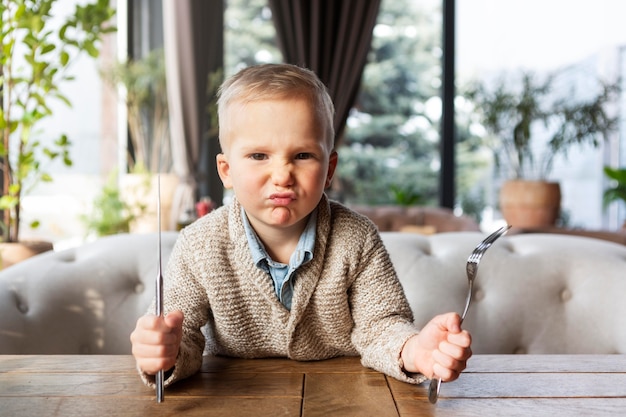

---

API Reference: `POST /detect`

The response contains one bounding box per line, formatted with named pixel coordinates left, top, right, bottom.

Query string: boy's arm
left=138, top=232, right=209, bottom=388
left=347, top=230, right=427, bottom=384
left=348, top=230, right=471, bottom=384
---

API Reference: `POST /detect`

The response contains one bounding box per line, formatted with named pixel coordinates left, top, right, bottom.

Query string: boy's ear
left=216, top=153, right=233, bottom=189
left=325, top=151, right=338, bottom=189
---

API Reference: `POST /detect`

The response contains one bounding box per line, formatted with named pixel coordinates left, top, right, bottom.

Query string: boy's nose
left=271, top=162, right=294, bottom=187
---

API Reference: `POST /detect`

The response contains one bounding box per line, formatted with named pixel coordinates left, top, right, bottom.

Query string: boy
left=131, top=63, right=471, bottom=388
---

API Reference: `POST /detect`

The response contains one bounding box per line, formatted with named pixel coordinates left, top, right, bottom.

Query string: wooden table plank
left=0, top=397, right=302, bottom=417
left=0, top=373, right=149, bottom=397
left=394, top=398, right=626, bottom=417
left=302, top=373, right=399, bottom=417
left=170, top=371, right=303, bottom=398
left=449, top=373, right=626, bottom=398
left=200, top=355, right=373, bottom=374
left=0, top=354, right=135, bottom=373
left=0, top=371, right=304, bottom=399
left=389, top=373, right=626, bottom=399
left=466, top=354, right=626, bottom=373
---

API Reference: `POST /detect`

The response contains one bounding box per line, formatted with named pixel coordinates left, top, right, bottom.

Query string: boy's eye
left=250, top=153, right=267, bottom=160
left=295, top=153, right=312, bottom=160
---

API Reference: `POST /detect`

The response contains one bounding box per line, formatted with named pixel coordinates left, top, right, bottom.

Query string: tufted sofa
left=1, top=230, right=625, bottom=355
left=0, top=232, right=177, bottom=354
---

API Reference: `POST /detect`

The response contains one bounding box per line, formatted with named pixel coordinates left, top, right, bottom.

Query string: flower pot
left=499, top=180, right=561, bottom=228
left=121, top=173, right=179, bottom=233
left=0, top=240, right=54, bottom=270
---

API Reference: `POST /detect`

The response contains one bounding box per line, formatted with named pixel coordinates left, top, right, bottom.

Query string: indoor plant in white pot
left=0, top=0, right=115, bottom=267
left=467, top=71, right=619, bottom=228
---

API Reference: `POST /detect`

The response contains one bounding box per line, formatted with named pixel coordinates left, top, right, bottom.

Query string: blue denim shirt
left=242, top=208, right=317, bottom=310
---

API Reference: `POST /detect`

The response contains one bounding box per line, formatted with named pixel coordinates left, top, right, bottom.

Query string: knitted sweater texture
left=143, top=195, right=424, bottom=387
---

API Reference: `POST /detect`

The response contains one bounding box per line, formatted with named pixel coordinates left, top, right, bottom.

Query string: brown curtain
left=268, top=0, right=381, bottom=146
left=162, top=0, right=223, bottom=224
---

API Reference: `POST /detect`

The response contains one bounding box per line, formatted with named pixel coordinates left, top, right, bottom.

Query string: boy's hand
left=400, top=312, right=472, bottom=381
left=130, top=310, right=184, bottom=375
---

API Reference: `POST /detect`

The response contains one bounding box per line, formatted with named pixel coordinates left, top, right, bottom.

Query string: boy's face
left=217, top=97, right=337, bottom=237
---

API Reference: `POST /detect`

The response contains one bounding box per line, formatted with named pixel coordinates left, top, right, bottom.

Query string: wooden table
left=1, top=354, right=625, bottom=416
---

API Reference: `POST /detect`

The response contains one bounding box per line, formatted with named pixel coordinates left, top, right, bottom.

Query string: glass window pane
left=15, top=0, right=118, bottom=248
left=457, top=0, right=626, bottom=230
left=224, top=0, right=281, bottom=76
left=339, top=0, right=443, bottom=207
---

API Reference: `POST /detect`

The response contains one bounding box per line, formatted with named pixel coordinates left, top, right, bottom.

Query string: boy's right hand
left=130, top=310, right=184, bottom=375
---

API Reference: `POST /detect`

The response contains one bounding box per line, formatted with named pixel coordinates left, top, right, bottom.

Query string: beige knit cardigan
left=141, top=195, right=425, bottom=387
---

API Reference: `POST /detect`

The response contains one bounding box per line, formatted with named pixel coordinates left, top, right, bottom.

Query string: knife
left=155, top=174, right=164, bottom=403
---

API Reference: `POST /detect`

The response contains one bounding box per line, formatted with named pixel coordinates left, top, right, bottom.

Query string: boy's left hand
left=400, top=312, right=472, bottom=381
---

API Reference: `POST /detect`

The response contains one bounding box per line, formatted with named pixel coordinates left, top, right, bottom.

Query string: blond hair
left=217, top=63, right=335, bottom=150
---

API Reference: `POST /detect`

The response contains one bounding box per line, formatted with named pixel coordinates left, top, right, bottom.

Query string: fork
left=428, top=224, right=511, bottom=404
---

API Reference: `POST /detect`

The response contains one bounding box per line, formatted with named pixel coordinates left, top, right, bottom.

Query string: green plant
left=603, top=166, right=626, bottom=209
left=0, top=0, right=115, bottom=242
left=466, top=71, right=619, bottom=180
left=390, top=184, right=422, bottom=206
left=100, top=49, right=170, bottom=173
left=81, top=171, right=133, bottom=237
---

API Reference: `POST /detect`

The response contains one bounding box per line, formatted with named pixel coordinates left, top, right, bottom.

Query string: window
left=20, top=0, right=626, bottom=247
left=457, top=0, right=626, bottom=229
left=224, top=0, right=280, bottom=76
left=16, top=0, right=117, bottom=248
left=336, top=0, right=445, bottom=208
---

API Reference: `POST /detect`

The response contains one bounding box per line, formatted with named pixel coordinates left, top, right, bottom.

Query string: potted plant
left=603, top=166, right=626, bottom=229
left=100, top=49, right=178, bottom=232
left=466, top=71, right=619, bottom=228
left=80, top=170, right=134, bottom=238
left=0, top=0, right=115, bottom=266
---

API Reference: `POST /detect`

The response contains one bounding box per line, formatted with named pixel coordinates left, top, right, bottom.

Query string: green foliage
left=390, top=184, right=423, bottom=206
left=338, top=0, right=443, bottom=206
left=454, top=129, right=491, bottom=223
left=338, top=143, right=438, bottom=206
left=223, top=0, right=487, bottom=213
left=0, top=0, right=116, bottom=242
left=224, top=0, right=281, bottom=72
left=466, top=71, right=619, bottom=180
left=602, top=166, right=626, bottom=209
left=206, top=68, right=224, bottom=139
left=100, top=49, right=170, bottom=173
left=81, top=172, right=133, bottom=237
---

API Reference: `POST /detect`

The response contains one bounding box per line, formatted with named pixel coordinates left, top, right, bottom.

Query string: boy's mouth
left=270, top=192, right=296, bottom=206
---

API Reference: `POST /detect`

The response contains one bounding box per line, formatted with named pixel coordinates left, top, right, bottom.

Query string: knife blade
left=155, top=174, right=164, bottom=403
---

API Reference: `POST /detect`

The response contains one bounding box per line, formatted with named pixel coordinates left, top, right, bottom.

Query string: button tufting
left=17, top=302, right=28, bottom=314
left=474, top=289, right=485, bottom=301
left=560, top=288, right=572, bottom=302
left=514, top=347, right=527, bottom=354
left=134, top=283, right=145, bottom=294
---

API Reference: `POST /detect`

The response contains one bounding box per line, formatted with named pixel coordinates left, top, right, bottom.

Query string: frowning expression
left=217, top=98, right=337, bottom=237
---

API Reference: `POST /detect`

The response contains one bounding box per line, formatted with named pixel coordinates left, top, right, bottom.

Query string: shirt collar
left=242, top=207, right=317, bottom=268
